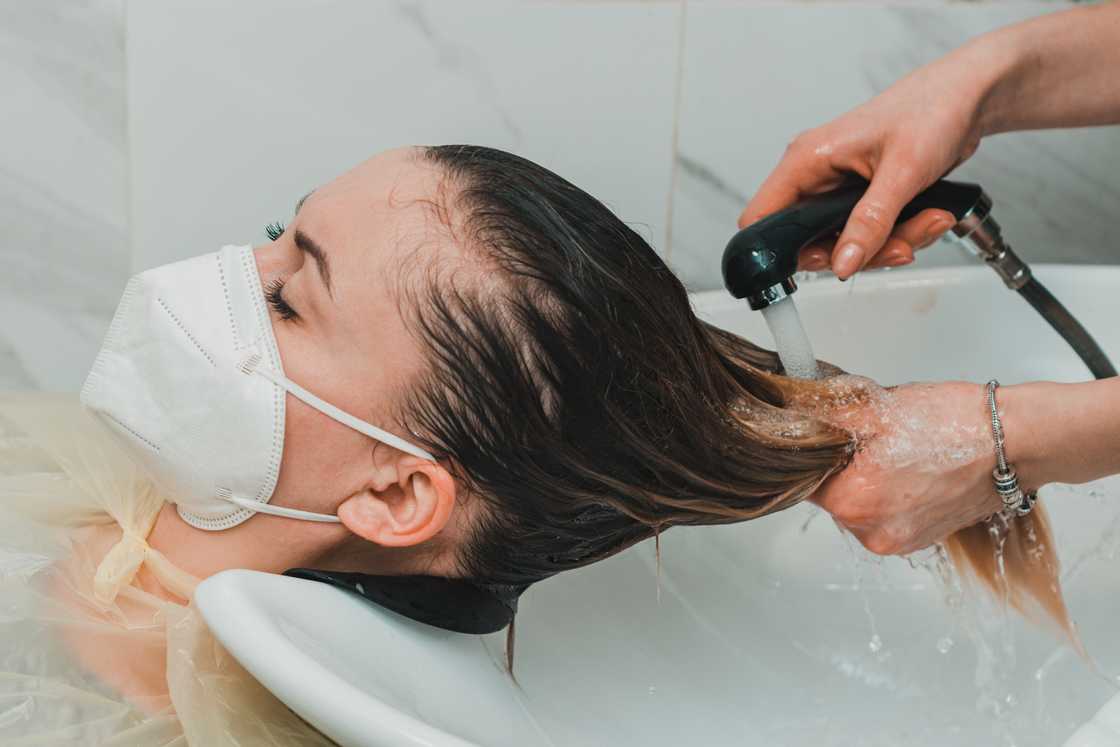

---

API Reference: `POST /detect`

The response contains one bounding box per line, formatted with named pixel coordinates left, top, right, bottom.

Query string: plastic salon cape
left=0, top=392, right=336, bottom=746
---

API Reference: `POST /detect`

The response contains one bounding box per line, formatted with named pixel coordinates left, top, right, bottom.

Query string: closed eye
left=264, top=277, right=300, bottom=321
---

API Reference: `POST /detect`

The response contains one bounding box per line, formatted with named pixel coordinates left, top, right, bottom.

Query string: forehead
left=299, top=146, right=456, bottom=290
left=302, top=147, right=443, bottom=238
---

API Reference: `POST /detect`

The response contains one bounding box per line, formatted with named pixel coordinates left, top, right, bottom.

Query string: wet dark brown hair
left=392, top=144, right=1080, bottom=667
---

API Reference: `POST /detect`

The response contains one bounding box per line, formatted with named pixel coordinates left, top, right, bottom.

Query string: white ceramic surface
left=1067, top=693, right=1120, bottom=747
left=197, top=264, right=1120, bottom=747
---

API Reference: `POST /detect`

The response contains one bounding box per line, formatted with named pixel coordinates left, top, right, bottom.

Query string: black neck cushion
left=283, top=568, right=530, bottom=635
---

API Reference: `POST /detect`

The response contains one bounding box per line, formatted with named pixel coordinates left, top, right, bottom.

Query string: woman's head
left=256, top=144, right=852, bottom=583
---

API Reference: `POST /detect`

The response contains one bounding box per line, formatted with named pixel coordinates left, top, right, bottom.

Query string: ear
left=336, top=454, right=457, bottom=547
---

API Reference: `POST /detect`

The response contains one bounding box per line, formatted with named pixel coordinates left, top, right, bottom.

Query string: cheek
left=272, top=396, right=360, bottom=509
left=272, top=394, right=338, bottom=506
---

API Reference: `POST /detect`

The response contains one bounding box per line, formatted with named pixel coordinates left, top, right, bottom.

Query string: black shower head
left=722, top=178, right=985, bottom=309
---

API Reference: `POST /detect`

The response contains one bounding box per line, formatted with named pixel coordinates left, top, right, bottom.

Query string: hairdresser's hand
left=798, top=375, right=1120, bottom=554
left=740, top=1, right=1120, bottom=280
left=738, top=69, right=980, bottom=279
left=795, top=377, right=1007, bottom=555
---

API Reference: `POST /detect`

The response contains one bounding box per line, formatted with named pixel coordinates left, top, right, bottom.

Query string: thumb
left=831, top=161, right=926, bottom=280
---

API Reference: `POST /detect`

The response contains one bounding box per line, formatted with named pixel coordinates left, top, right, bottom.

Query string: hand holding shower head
left=721, top=176, right=1115, bottom=379
left=722, top=177, right=985, bottom=309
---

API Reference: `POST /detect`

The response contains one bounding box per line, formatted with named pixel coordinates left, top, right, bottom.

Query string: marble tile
left=126, top=0, right=681, bottom=271
left=0, top=0, right=129, bottom=392
left=668, top=2, right=1120, bottom=292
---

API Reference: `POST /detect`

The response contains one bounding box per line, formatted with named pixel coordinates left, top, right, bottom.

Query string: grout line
left=121, top=0, right=137, bottom=275
left=663, top=0, right=688, bottom=263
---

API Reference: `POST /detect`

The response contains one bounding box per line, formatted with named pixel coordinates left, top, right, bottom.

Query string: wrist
left=951, top=24, right=1028, bottom=138
left=997, top=381, right=1054, bottom=492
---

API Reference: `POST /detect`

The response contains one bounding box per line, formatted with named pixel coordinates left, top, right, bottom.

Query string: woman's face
left=248, top=146, right=465, bottom=560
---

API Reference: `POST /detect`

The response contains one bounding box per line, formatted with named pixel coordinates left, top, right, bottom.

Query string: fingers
left=802, top=236, right=914, bottom=271
left=811, top=488, right=909, bottom=557
left=887, top=208, right=956, bottom=253
left=739, top=177, right=802, bottom=231
left=863, top=239, right=915, bottom=269
left=742, top=135, right=960, bottom=281
left=830, top=157, right=928, bottom=280
left=798, top=243, right=832, bottom=271
left=798, top=207, right=957, bottom=272
left=862, top=208, right=955, bottom=269
left=738, top=133, right=844, bottom=230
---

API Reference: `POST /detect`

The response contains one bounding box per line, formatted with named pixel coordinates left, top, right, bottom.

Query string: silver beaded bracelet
left=986, top=379, right=1037, bottom=517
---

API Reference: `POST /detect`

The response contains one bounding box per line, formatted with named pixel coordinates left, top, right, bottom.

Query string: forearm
left=1004, top=377, right=1120, bottom=490
left=947, top=1, right=1120, bottom=136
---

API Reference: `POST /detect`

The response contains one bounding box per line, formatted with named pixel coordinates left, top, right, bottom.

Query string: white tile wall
left=125, top=0, right=681, bottom=271
left=0, top=0, right=128, bottom=391
left=667, top=2, right=1120, bottom=292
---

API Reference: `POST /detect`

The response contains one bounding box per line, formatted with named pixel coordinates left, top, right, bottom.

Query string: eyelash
left=262, top=220, right=300, bottom=321
left=265, top=221, right=286, bottom=241
left=264, top=277, right=300, bottom=321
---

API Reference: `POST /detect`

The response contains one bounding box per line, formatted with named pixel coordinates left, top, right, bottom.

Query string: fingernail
left=834, top=243, right=862, bottom=277
left=886, top=256, right=913, bottom=267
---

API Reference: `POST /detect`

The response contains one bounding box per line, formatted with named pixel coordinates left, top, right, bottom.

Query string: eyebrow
left=293, top=229, right=334, bottom=301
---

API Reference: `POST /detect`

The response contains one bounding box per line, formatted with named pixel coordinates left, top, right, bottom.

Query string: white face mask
left=80, top=244, right=436, bottom=531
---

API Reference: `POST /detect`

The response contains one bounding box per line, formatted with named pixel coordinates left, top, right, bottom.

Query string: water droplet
left=937, top=637, right=954, bottom=654
left=868, top=634, right=883, bottom=653
left=648, top=686, right=657, bottom=695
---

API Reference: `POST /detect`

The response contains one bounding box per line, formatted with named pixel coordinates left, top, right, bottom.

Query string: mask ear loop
left=214, top=486, right=343, bottom=523
left=218, top=353, right=438, bottom=524
left=238, top=353, right=437, bottom=461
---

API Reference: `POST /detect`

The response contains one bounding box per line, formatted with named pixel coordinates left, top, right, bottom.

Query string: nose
left=252, top=240, right=297, bottom=287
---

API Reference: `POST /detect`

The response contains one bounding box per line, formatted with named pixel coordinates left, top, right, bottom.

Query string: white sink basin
left=196, top=264, right=1120, bottom=747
